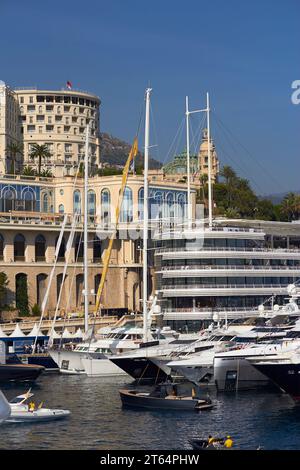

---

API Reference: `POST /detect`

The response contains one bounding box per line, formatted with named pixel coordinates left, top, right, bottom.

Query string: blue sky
left=1, top=0, right=299, bottom=194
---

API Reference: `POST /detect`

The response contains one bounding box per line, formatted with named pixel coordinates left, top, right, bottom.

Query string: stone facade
left=0, top=174, right=193, bottom=316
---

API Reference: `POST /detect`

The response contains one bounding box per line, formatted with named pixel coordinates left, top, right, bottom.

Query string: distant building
left=15, top=87, right=100, bottom=177
left=156, top=129, right=219, bottom=186
left=0, top=81, right=22, bottom=174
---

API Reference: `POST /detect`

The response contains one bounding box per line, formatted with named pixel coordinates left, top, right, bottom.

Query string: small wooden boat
left=189, top=438, right=225, bottom=450
left=120, top=383, right=214, bottom=411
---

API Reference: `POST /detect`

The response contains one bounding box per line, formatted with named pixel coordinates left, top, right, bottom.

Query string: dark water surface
left=1, top=373, right=300, bottom=450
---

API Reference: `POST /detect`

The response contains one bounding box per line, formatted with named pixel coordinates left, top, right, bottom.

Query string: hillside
left=100, top=132, right=162, bottom=169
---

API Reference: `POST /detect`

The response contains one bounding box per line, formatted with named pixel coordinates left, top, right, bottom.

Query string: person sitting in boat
left=207, top=435, right=215, bottom=446
left=29, top=402, right=36, bottom=412
left=224, top=435, right=233, bottom=448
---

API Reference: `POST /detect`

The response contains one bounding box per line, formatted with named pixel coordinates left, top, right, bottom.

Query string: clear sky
left=1, top=0, right=299, bottom=194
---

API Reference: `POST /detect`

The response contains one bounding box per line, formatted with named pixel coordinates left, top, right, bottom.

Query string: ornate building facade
left=0, top=173, right=193, bottom=317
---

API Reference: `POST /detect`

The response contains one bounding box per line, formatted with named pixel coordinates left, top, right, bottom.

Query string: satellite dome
left=0, top=80, right=5, bottom=87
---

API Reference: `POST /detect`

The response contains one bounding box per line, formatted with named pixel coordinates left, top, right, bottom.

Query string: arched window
left=23, top=188, right=36, bottom=211
left=166, top=192, right=175, bottom=220
left=55, top=236, right=66, bottom=261
left=16, top=273, right=29, bottom=315
left=177, top=193, right=186, bottom=220
left=138, top=188, right=144, bottom=220
left=14, top=234, right=25, bottom=261
left=75, top=234, right=83, bottom=261
left=35, top=234, right=46, bottom=261
left=101, top=189, right=111, bottom=225
left=120, top=186, right=133, bottom=223
left=154, top=191, right=163, bottom=220
left=88, top=190, right=96, bottom=221
left=59, top=204, right=64, bottom=214
left=37, top=273, right=47, bottom=306
left=42, top=193, right=49, bottom=213
left=73, top=190, right=81, bottom=214
left=0, top=234, right=4, bottom=260
left=2, top=187, right=16, bottom=212
left=93, top=235, right=102, bottom=262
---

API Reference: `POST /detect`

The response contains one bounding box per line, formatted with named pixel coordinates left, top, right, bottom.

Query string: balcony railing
left=161, top=283, right=290, bottom=290
left=160, top=265, right=300, bottom=271
left=156, top=246, right=300, bottom=254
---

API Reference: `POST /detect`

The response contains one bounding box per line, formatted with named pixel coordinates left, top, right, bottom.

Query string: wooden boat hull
left=0, top=364, right=45, bottom=382
left=119, top=389, right=213, bottom=411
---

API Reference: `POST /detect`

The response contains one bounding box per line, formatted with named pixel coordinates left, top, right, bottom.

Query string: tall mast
left=207, top=92, right=213, bottom=229
left=143, top=88, right=152, bottom=343
left=83, top=124, right=90, bottom=333
left=185, top=96, right=192, bottom=228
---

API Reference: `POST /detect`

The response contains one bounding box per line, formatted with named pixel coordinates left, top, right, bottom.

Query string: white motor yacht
left=49, top=321, right=149, bottom=375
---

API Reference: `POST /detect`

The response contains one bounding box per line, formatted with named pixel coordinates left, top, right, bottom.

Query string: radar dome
left=0, top=80, right=5, bottom=87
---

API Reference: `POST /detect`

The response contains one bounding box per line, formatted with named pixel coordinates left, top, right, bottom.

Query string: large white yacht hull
left=49, top=349, right=85, bottom=374
left=214, top=357, right=269, bottom=391
left=81, top=357, right=127, bottom=377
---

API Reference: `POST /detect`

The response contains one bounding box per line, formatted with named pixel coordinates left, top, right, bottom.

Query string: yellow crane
left=94, top=137, right=138, bottom=316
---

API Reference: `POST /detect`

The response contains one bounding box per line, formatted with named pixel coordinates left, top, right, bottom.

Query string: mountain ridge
left=100, top=132, right=162, bottom=169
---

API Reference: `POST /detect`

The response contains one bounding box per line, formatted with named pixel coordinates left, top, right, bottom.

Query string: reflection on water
left=0, top=374, right=299, bottom=450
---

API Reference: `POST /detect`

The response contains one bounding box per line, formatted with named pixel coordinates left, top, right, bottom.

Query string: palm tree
left=280, top=193, right=300, bottom=221
left=22, top=165, right=35, bottom=176
left=29, top=144, right=51, bottom=176
left=39, top=169, right=53, bottom=178
left=199, top=174, right=208, bottom=202
left=6, top=142, right=23, bottom=175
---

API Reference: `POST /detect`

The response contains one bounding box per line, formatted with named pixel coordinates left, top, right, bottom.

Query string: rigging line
left=149, top=100, right=161, bottom=164
left=212, top=111, right=286, bottom=193
left=164, top=116, right=185, bottom=164
left=212, top=115, right=261, bottom=180
left=58, top=228, right=84, bottom=348
left=192, top=112, right=206, bottom=156
left=189, top=112, right=206, bottom=155
left=213, top=126, right=265, bottom=195
left=214, top=124, right=261, bottom=189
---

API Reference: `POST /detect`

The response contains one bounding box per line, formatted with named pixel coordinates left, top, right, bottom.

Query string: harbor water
left=1, top=373, right=300, bottom=450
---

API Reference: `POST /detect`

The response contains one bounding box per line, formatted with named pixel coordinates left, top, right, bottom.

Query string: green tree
left=31, top=303, right=41, bottom=316
left=22, top=165, right=35, bottom=176
left=0, top=272, right=9, bottom=310
left=16, top=275, right=29, bottom=316
left=279, top=193, right=300, bottom=222
left=30, top=144, right=51, bottom=176
left=39, top=169, right=53, bottom=178
left=6, top=142, right=23, bottom=175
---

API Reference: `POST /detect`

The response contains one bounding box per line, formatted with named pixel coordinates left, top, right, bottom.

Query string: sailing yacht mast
left=206, top=92, right=213, bottom=229
left=83, top=124, right=90, bottom=334
left=185, top=96, right=192, bottom=228
left=143, top=88, right=152, bottom=343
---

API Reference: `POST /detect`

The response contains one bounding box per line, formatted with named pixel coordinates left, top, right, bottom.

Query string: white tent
left=47, top=329, right=61, bottom=339
left=27, top=323, right=45, bottom=338
left=0, top=326, right=8, bottom=338
left=10, top=324, right=26, bottom=337
left=73, top=328, right=83, bottom=339
left=62, top=328, right=74, bottom=338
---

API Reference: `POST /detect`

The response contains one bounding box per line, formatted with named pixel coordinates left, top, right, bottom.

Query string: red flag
left=66, top=81, right=72, bottom=90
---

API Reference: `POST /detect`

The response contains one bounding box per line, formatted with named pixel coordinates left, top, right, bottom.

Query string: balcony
left=159, top=283, right=289, bottom=297
left=156, top=246, right=300, bottom=260
left=159, top=265, right=300, bottom=277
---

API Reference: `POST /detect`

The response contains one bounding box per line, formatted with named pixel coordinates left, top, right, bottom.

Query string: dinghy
left=0, top=390, right=11, bottom=423
left=5, top=390, right=70, bottom=423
